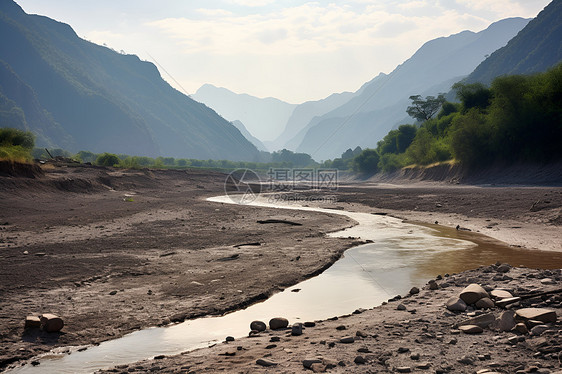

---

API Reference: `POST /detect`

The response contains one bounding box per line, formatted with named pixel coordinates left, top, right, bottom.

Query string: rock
left=416, top=363, right=431, bottom=370
left=24, top=316, right=41, bottom=329
left=410, top=353, right=420, bottom=360
left=514, top=323, right=528, bottom=334
left=225, top=336, right=235, bottom=342
left=460, top=284, right=489, bottom=305
left=397, top=304, right=407, bottom=311
left=398, top=347, right=410, bottom=353
left=311, top=363, right=327, bottom=373
left=459, top=325, right=483, bottom=334
left=540, top=278, right=555, bottom=285
left=270, top=336, right=280, bottom=342
left=515, top=308, right=557, bottom=323
left=304, top=322, right=316, bottom=327
left=396, top=367, right=412, bottom=373
left=428, top=280, right=439, bottom=290
left=409, top=287, right=420, bottom=295
left=291, top=323, right=303, bottom=336
left=354, top=356, right=366, bottom=365
left=250, top=320, right=266, bottom=332
left=530, top=325, right=549, bottom=336
left=109, top=290, right=117, bottom=295
left=475, top=297, right=495, bottom=309
left=458, top=355, right=475, bottom=365
left=497, top=264, right=511, bottom=273
left=269, top=317, right=289, bottom=330
left=40, top=314, right=64, bottom=333
left=256, top=359, right=277, bottom=367
left=491, top=289, right=513, bottom=300
left=459, top=313, right=496, bottom=329
left=446, top=297, right=467, bottom=312
left=303, top=359, right=322, bottom=369
left=498, top=310, right=517, bottom=332
left=340, top=336, right=355, bottom=344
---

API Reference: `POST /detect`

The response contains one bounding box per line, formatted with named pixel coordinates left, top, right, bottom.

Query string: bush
left=353, top=149, right=380, bottom=174
left=95, top=153, right=120, bottom=167
left=0, top=128, right=35, bottom=162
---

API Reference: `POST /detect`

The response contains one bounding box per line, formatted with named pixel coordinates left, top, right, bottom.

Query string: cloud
left=224, top=0, right=276, bottom=7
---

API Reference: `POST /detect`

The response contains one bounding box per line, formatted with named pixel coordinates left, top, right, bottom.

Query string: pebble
left=530, top=325, right=549, bottom=336
left=24, top=316, right=41, bottom=329
left=340, top=336, right=355, bottom=344
left=428, top=280, right=439, bottom=290
left=40, top=314, right=64, bottom=333
left=397, top=303, right=407, bottom=311
left=460, top=284, right=489, bottom=305
left=303, top=359, right=322, bottom=369
left=409, top=287, right=420, bottom=295
left=498, top=310, right=517, bottom=332
left=490, top=289, right=513, bottom=299
left=396, top=367, right=412, bottom=373
left=459, top=325, right=483, bottom=334
left=446, top=297, right=467, bottom=312
left=354, top=356, right=366, bottom=365
left=256, top=359, right=277, bottom=367
left=225, top=336, right=235, bottom=342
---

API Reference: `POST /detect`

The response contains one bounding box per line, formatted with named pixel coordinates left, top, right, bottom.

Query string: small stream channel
left=8, top=195, right=562, bottom=374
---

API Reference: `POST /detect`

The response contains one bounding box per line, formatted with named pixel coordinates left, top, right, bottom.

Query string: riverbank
left=1, top=164, right=561, bottom=372
left=98, top=265, right=562, bottom=374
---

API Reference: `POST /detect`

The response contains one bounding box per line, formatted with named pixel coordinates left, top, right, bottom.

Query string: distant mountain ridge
left=0, top=0, right=260, bottom=161
left=293, top=17, right=531, bottom=160
left=467, top=0, right=562, bottom=84
left=192, top=84, right=297, bottom=143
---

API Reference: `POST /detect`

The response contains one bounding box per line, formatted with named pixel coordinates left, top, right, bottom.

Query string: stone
left=540, top=278, right=555, bottom=285
left=475, top=297, right=495, bottom=309
left=340, top=336, right=355, bottom=344
left=497, top=310, right=517, bottom=331
left=428, top=280, right=438, bottom=290
left=514, top=323, right=528, bottom=334
left=515, top=308, right=557, bottom=323
left=225, top=336, right=235, bottom=342
left=491, top=289, right=513, bottom=300
left=304, top=322, right=316, bottom=327
left=459, top=325, right=483, bottom=334
left=269, top=317, right=289, bottom=330
left=397, top=304, right=407, bottom=311
left=40, top=314, right=64, bottom=333
left=460, top=284, right=489, bottom=305
left=530, top=325, right=549, bottom=336
left=291, top=323, right=303, bottom=336
left=446, top=297, right=467, bottom=312
left=409, top=287, right=420, bottom=295
left=24, top=316, right=41, bottom=329
left=311, top=363, right=327, bottom=373
left=459, top=313, right=496, bottom=329
left=396, top=367, right=412, bottom=373
left=250, top=320, right=266, bottom=332
left=303, top=359, right=322, bottom=369
left=256, top=359, right=277, bottom=367
left=497, top=264, right=511, bottom=273
left=354, top=356, right=366, bottom=365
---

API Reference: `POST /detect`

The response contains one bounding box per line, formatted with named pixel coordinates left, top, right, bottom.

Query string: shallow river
left=8, top=195, right=562, bottom=374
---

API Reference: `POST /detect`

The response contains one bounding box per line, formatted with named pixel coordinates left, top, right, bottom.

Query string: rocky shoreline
left=96, top=265, right=561, bottom=373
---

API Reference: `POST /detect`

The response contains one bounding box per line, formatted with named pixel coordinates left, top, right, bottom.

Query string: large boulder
left=459, top=284, right=489, bottom=305
left=515, top=308, right=557, bottom=324
left=497, top=310, right=517, bottom=332
left=40, top=314, right=64, bottom=333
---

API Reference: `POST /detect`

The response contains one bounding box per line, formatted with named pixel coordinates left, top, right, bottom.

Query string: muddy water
left=8, top=196, right=562, bottom=374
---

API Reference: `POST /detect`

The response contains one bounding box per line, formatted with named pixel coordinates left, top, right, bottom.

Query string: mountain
left=292, top=17, right=530, bottom=161
left=230, top=120, right=267, bottom=151
left=0, top=0, right=259, bottom=161
left=192, top=84, right=297, bottom=143
left=467, top=0, right=562, bottom=84
left=270, top=90, right=356, bottom=151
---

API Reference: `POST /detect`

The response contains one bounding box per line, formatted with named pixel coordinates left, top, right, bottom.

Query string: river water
left=8, top=195, right=562, bottom=374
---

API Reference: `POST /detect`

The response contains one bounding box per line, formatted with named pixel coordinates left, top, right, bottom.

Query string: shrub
left=95, top=152, right=120, bottom=167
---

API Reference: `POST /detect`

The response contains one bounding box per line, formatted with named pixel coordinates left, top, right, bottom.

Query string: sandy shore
left=1, top=164, right=561, bottom=372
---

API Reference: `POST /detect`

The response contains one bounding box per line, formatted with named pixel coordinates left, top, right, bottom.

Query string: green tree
left=353, top=149, right=380, bottom=174
left=95, top=153, right=120, bottom=167
left=452, top=82, right=493, bottom=112
left=406, top=94, right=446, bottom=122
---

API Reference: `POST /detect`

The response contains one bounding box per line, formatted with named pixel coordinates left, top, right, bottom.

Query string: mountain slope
left=192, top=84, right=297, bottom=142
left=467, top=0, right=562, bottom=84
left=0, top=1, right=259, bottom=161
left=231, top=120, right=267, bottom=151
left=293, top=17, right=530, bottom=160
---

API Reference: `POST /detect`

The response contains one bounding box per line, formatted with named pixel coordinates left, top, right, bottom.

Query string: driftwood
left=256, top=219, right=302, bottom=226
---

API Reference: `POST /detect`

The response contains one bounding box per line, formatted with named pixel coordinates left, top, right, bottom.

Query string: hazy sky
left=15, top=0, right=551, bottom=103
